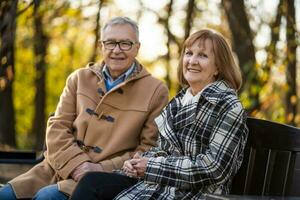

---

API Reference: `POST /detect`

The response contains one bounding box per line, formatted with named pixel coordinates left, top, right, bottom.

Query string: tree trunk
left=89, top=0, right=103, bottom=62
left=32, top=0, right=48, bottom=150
left=164, top=0, right=174, bottom=89
left=263, top=0, right=284, bottom=85
left=0, top=0, right=17, bottom=148
left=184, top=0, right=195, bottom=41
left=177, top=0, right=195, bottom=92
left=285, top=0, right=297, bottom=125
left=222, top=0, right=260, bottom=112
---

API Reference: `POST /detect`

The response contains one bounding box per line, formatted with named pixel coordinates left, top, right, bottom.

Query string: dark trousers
left=69, top=172, right=138, bottom=200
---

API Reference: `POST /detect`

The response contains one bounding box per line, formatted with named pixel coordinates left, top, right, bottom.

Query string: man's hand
left=71, top=162, right=103, bottom=182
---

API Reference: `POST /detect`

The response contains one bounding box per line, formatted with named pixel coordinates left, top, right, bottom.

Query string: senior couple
left=0, top=17, right=248, bottom=200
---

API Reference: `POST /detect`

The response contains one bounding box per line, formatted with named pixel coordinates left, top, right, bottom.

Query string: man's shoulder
left=136, top=72, right=168, bottom=93
left=68, top=62, right=101, bottom=77
left=137, top=65, right=166, bottom=86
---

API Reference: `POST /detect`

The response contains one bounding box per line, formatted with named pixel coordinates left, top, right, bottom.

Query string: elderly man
left=0, top=17, right=169, bottom=200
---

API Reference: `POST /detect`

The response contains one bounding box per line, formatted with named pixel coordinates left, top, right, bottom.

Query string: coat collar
left=170, top=80, right=236, bottom=129
left=176, top=80, right=236, bottom=105
left=201, top=80, right=237, bottom=105
left=156, top=80, right=237, bottom=153
left=86, top=60, right=150, bottom=82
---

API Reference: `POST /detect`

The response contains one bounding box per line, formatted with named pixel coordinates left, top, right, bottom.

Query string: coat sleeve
left=46, top=71, right=91, bottom=179
left=143, top=105, right=248, bottom=190
left=99, top=83, right=169, bottom=172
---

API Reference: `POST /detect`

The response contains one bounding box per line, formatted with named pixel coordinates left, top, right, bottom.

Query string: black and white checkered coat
left=115, top=80, right=248, bottom=200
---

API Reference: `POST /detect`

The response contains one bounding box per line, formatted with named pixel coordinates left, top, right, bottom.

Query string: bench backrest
left=231, top=117, right=300, bottom=196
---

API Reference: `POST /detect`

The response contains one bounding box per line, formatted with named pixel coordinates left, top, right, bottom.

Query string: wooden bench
left=1, top=117, right=300, bottom=198
left=231, top=117, right=300, bottom=197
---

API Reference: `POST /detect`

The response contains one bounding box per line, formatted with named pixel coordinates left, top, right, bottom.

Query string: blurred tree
left=140, top=0, right=180, bottom=93
left=89, top=0, right=103, bottom=62
left=0, top=0, right=17, bottom=148
left=32, top=0, right=49, bottom=150
left=176, top=0, right=195, bottom=92
left=263, top=0, right=284, bottom=84
left=4, top=0, right=299, bottom=150
left=184, top=0, right=195, bottom=41
left=162, top=0, right=174, bottom=89
left=285, top=0, right=297, bottom=125
left=222, top=0, right=260, bottom=113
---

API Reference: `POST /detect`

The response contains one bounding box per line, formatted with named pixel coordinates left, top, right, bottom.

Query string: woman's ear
left=214, top=69, right=219, bottom=76
left=213, top=69, right=219, bottom=79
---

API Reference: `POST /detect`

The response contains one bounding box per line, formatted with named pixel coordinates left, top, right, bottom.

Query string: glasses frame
left=101, top=40, right=138, bottom=51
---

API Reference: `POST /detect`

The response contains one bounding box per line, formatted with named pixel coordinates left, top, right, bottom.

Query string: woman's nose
left=189, top=56, right=199, bottom=65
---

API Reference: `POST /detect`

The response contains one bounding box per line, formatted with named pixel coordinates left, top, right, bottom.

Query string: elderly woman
left=70, top=28, right=248, bottom=200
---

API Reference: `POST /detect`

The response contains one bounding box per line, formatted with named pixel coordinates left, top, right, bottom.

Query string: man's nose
left=112, top=44, right=122, bottom=53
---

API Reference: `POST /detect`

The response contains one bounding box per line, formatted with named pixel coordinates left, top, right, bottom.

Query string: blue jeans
left=0, top=184, right=17, bottom=200
left=0, top=183, right=69, bottom=200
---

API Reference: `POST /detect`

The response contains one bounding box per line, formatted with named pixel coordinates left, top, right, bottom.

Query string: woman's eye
left=199, top=53, right=207, bottom=58
left=185, top=51, right=192, bottom=56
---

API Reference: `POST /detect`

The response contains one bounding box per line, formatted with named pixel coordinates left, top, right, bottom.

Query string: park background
left=0, top=0, right=300, bottom=151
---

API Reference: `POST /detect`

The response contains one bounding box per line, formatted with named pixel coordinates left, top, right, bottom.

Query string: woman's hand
left=131, top=157, right=149, bottom=178
left=122, top=152, right=149, bottom=178
left=122, top=159, right=138, bottom=177
left=122, top=152, right=141, bottom=177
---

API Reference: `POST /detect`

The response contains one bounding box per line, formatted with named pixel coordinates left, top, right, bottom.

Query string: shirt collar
left=102, top=62, right=136, bottom=82
left=102, top=62, right=136, bottom=91
left=181, top=83, right=213, bottom=106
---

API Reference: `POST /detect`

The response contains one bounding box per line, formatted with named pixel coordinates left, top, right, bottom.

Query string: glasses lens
left=119, top=41, right=133, bottom=50
left=102, top=41, right=134, bottom=51
left=103, top=41, right=116, bottom=50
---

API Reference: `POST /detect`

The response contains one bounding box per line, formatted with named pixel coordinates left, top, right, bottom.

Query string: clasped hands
left=122, top=152, right=149, bottom=178
left=70, top=152, right=149, bottom=182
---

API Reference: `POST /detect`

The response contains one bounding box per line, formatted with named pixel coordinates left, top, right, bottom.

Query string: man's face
left=101, top=24, right=140, bottom=79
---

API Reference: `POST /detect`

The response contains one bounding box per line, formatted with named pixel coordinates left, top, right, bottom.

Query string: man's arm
left=46, top=71, right=91, bottom=180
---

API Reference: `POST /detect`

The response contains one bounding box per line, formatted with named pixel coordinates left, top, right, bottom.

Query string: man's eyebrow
left=103, top=39, right=133, bottom=42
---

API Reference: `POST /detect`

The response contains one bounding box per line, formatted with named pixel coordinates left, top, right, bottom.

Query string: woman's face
left=183, top=39, right=218, bottom=95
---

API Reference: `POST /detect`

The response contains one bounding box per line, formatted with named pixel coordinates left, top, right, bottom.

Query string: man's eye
left=120, top=42, right=132, bottom=46
left=105, top=41, right=116, bottom=45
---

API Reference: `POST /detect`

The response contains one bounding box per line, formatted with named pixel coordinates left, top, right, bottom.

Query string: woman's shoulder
left=203, top=80, right=244, bottom=110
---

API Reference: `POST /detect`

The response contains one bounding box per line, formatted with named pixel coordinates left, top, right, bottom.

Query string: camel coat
left=9, top=61, right=169, bottom=199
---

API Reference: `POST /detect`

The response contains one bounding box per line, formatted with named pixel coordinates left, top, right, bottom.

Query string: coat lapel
left=173, top=103, right=197, bottom=130
left=155, top=89, right=198, bottom=153
left=155, top=80, right=237, bottom=155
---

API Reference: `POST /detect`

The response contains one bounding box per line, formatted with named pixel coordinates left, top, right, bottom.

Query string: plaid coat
left=115, top=80, right=248, bottom=200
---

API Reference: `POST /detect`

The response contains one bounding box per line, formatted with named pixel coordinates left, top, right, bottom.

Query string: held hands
left=71, top=162, right=103, bottom=182
left=122, top=152, right=149, bottom=178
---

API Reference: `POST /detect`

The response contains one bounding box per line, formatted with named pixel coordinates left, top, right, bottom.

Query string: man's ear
left=97, top=40, right=102, bottom=49
left=135, top=42, right=141, bottom=51
left=97, top=41, right=103, bottom=56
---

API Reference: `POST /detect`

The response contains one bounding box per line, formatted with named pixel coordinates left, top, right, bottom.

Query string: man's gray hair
left=102, top=17, right=139, bottom=41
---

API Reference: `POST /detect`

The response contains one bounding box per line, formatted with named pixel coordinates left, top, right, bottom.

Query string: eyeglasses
left=101, top=40, right=137, bottom=51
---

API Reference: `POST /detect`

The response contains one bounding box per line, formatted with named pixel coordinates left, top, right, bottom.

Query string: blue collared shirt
left=102, top=63, right=136, bottom=91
